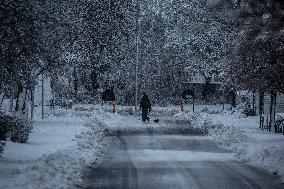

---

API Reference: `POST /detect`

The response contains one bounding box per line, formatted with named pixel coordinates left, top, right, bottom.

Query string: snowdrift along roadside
left=0, top=107, right=106, bottom=189
left=175, top=110, right=284, bottom=184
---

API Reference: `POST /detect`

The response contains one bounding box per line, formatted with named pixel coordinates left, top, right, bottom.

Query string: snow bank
left=113, top=104, right=228, bottom=117
left=179, top=107, right=284, bottom=183
left=174, top=112, right=210, bottom=129
left=113, top=105, right=180, bottom=116
left=209, top=125, right=284, bottom=183
left=92, top=109, right=204, bottom=135
left=0, top=106, right=105, bottom=189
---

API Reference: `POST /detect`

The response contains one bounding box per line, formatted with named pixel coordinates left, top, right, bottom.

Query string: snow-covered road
left=82, top=135, right=281, bottom=189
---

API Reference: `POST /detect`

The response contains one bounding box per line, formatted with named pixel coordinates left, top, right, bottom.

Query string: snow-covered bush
left=208, top=125, right=249, bottom=151
left=0, top=112, right=12, bottom=141
left=200, top=107, right=223, bottom=114
left=73, top=105, right=97, bottom=112
left=10, top=118, right=32, bottom=143
left=0, top=115, right=9, bottom=141
left=85, top=116, right=108, bottom=133
left=0, top=112, right=33, bottom=143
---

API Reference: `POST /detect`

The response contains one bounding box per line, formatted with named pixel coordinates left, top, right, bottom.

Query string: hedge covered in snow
left=0, top=112, right=33, bottom=143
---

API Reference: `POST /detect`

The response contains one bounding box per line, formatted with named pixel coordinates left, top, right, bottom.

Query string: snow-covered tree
left=225, top=0, right=284, bottom=129
left=0, top=0, right=43, bottom=113
left=226, top=0, right=284, bottom=93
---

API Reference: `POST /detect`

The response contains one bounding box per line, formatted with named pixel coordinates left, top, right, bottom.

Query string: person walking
left=140, top=92, right=151, bottom=122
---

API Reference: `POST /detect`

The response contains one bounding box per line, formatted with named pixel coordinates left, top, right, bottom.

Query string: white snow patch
left=176, top=106, right=284, bottom=183
left=0, top=106, right=105, bottom=189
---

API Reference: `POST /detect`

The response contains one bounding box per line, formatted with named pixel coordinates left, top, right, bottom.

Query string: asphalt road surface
left=82, top=135, right=281, bottom=189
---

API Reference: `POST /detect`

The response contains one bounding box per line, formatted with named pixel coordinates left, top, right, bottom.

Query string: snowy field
left=0, top=106, right=105, bottom=189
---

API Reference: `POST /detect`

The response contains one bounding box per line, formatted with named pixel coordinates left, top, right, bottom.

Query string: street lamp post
left=135, top=0, right=140, bottom=111
left=41, top=72, right=44, bottom=119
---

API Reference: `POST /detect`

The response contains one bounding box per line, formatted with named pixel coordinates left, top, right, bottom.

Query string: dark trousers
left=142, top=109, right=149, bottom=122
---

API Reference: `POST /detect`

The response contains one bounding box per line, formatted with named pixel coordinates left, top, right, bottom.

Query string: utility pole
left=53, top=91, right=55, bottom=114
left=135, top=0, right=140, bottom=111
left=31, top=89, right=34, bottom=121
left=41, top=73, right=44, bottom=119
left=222, top=88, right=225, bottom=113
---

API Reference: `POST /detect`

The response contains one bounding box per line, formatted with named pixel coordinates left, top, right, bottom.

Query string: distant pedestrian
left=180, top=98, right=184, bottom=112
left=112, top=101, right=116, bottom=114
left=102, top=87, right=116, bottom=113
left=50, top=99, right=54, bottom=110
left=140, top=92, right=151, bottom=122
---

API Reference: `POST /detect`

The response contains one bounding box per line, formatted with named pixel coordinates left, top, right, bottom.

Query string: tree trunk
left=61, top=92, right=64, bottom=108
left=91, top=70, right=98, bottom=96
left=9, top=85, right=14, bottom=112
left=0, top=93, right=4, bottom=108
left=252, top=92, right=255, bottom=114
left=15, top=85, right=27, bottom=115
left=15, top=84, right=23, bottom=112
left=31, top=89, right=34, bottom=121
left=269, top=92, right=277, bottom=132
left=259, top=92, right=264, bottom=129
left=203, top=77, right=212, bottom=104
left=73, top=66, right=78, bottom=102
left=229, top=90, right=237, bottom=109
left=24, top=89, right=29, bottom=119
left=52, top=91, right=55, bottom=114
left=222, top=89, right=225, bottom=113
left=42, top=73, right=44, bottom=119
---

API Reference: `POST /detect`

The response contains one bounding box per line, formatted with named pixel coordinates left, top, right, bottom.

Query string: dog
left=154, top=119, right=159, bottom=123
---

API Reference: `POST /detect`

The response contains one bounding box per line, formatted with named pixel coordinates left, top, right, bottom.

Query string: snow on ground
left=208, top=113, right=284, bottom=183
left=113, top=104, right=227, bottom=117
left=3, top=103, right=280, bottom=188
left=96, top=104, right=231, bottom=135
left=0, top=106, right=105, bottom=189
left=98, top=104, right=284, bottom=183
left=174, top=106, right=284, bottom=183
left=93, top=108, right=204, bottom=135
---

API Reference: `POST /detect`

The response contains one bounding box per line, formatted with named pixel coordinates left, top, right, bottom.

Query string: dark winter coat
left=102, top=89, right=115, bottom=101
left=140, top=95, right=151, bottom=112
